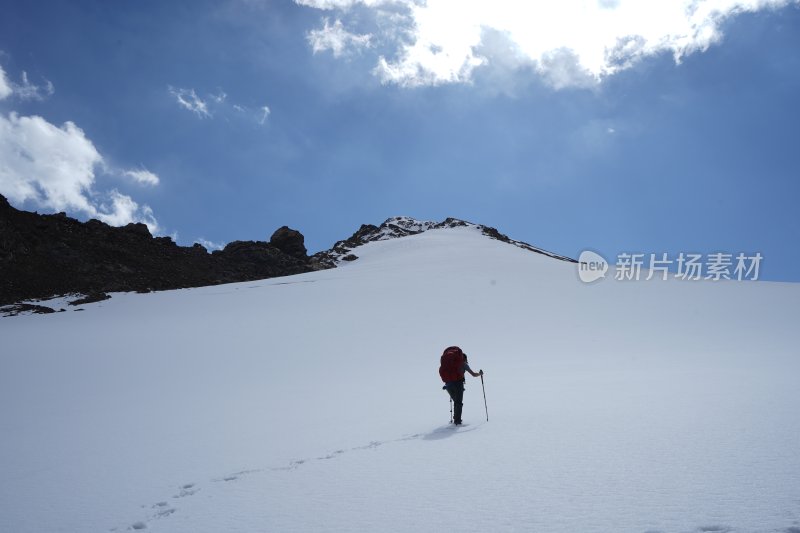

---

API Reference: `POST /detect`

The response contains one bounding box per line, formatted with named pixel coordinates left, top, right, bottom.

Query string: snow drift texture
left=1, top=224, right=798, bottom=533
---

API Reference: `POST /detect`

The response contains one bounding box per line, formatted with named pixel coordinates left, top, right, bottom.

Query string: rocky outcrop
left=0, top=194, right=314, bottom=306
left=269, top=226, right=308, bottom=260
left=311, top=215, right=576, bottom=267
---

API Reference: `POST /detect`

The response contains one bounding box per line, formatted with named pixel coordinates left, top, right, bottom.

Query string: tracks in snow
left=114, top=423, right=478, bottom=531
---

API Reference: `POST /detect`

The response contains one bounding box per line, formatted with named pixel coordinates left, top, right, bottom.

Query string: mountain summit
left=312, top=215, right=576, bottom=268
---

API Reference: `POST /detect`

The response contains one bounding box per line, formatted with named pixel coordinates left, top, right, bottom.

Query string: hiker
left=439, top=346, right=483, bottom=425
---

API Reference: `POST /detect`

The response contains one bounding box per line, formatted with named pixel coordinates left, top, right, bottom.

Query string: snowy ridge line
left=312, top=216, right=577, bottom=267
left=117, top=423, right=481, bottom=532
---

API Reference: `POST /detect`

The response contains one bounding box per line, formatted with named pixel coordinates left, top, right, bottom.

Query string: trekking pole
left=449, top=397, right=453, bottom=424
left=480, top=371, right=488, bottom=422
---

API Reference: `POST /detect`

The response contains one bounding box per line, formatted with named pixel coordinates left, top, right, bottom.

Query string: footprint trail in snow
left=119, top=425, right=472, bottom=531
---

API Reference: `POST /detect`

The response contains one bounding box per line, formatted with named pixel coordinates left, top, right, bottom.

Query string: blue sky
left=1, top=1, right=799, bottom=281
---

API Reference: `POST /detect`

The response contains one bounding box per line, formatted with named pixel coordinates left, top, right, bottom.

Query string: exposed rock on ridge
left=0, top=194, right=313, bottom=306
left=311, top=215, right=576, bottom=268
left=269, top=226, right=308, bottom=260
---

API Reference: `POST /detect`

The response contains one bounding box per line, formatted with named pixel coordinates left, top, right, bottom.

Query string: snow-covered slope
left=1, top=225, right=799, bottom=533
left=312, top=216, right=576, bottom=267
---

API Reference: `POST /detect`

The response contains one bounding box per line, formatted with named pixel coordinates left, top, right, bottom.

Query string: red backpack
left=439, top=346, right=465, bottom=383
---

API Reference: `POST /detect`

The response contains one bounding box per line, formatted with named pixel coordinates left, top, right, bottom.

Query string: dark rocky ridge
left=1, top=197, right=575, bottom=310
left=0, top=194, right=315, bottom=306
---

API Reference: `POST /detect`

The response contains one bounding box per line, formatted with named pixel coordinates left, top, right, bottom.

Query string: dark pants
left=445, top=382, right=464, bottom=424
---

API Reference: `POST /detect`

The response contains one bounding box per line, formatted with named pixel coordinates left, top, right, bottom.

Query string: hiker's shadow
left=422, top=424, right=478, bottom=441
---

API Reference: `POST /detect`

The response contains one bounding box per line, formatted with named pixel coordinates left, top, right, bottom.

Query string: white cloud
left=123, top=168, right=160, bottom=186
left=0, top=65, right=12, bottom=100
left=296, top=0, right=800, bottom=88
left=0, top=112, right=160, bottom=233
left=308, top=17, right=372, bottom=57
left=259, top=105, right=271, bottom=125
left=96, top=190, right=159, bottom=232
left=194, top=238, right=225, bottom=251
left=0, top=113, right=102, bottom=214
left=0, top=65, right=54, bottom=101
left=169, top=86, right=211, bottom=118
left=168, top=85, right=271, bottom=126
left=296, top=0, right=390, bottom=9
left=13, top=71, right=55, bottom=101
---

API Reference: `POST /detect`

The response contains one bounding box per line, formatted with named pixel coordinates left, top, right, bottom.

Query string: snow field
left=1, top=226, right=798, bottom=532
